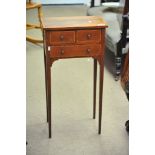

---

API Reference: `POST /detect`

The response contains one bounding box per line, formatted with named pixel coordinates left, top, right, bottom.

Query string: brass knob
left=87, top=48, right=91, bottom=54
left=60, top=49, right=65, bottom=55
left=60, top=35, right=64, bottom=41
left=87, top=34, right=92, bottom=39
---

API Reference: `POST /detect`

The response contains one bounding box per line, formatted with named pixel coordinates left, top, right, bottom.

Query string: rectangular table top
left=41, top=16, right=108, bottom=30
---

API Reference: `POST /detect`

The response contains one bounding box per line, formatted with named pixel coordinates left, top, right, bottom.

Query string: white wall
left=32, top=0, right=90, bottom=5
left=94, top=0, right=101, bottom=6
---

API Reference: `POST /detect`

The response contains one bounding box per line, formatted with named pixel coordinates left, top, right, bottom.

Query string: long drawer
left=50, top=44, right=102, bottom=58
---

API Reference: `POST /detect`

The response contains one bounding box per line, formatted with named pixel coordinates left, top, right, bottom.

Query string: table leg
left=46, top=64, right=51, bottom=138
left=98, top=58, right=104, bottom=134
left=44, top=50, right=48, bottom=122
left=93, top=58, right=97, bottom=119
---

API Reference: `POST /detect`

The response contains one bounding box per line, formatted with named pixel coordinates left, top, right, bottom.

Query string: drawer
left=48, top=31, right=75, bottom=44
left=76, top=30, right=101, bottom=43
left=50, top=45, right=102, bottom=58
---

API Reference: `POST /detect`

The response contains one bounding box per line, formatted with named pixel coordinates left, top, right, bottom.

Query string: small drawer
left=50, top=45, right=102, bottom=58
left=48, top=31, right=75, bottom=44
left=76, top=30, right=101, bottom=43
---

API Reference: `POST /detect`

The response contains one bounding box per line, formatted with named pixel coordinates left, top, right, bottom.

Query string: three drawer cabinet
left=42, top=16, right=108, bottom=138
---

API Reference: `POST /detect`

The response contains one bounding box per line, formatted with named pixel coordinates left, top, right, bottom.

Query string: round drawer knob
left=60, top=35, right=64, bottom=41
left=60, top=49, right=65, bottom=55
left=87, top=48, right=91, bottom=54
left=87, top=34, right=92, bottom=39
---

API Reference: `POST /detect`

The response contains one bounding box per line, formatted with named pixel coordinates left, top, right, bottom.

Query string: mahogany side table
left=42, top=16, right=108, bottom=138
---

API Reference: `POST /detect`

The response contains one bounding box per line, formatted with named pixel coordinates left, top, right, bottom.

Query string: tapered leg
left=44, top=50, right=48, bottom=122
left=98, top=58, right=104, bottom=134
left=46, top=64, right=51, bottom=138
left=93, top=58, right=97, bottom=119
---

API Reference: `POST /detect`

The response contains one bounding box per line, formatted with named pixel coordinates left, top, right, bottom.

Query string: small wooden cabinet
left=42, top=16, right=108, bottom=138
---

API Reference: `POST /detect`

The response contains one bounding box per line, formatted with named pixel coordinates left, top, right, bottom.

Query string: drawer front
left=50, top=45, right=102, bottom=58
left=48, top=31, right=75, bottom=44
left=77, top=30, right=101, bottom=43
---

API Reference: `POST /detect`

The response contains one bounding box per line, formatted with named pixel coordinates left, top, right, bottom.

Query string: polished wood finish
left=121, top=51, right=129, bottom=89
left=42, top=16, right=108, bottom=30
left=77, top=30, right=101, bottom=43
left=26, top=0, right=43, bottom=44
left=98, top=57, right=104, bottom=134
left=42, top=16, right=108, bottom=138
left=26, top=2, right=42, bottom=10
left=26, top=35, right=43, bottom=43
left=48, top=31, right=75, bottom=44
left=93, top=59, right=97, bottom=119
left=123, top=0, right=129, bottom=15
left=50, top=45, right=102, bottom=58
